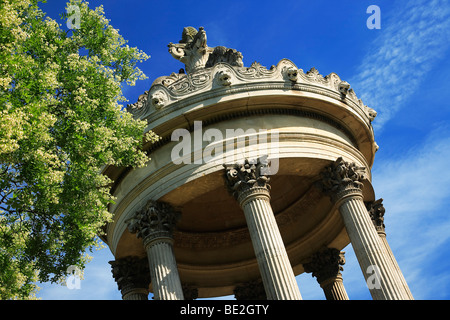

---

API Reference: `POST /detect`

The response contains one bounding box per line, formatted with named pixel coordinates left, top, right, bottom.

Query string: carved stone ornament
left=126, top=27, right=375, bottom=128
left=366, top=198, right=386, bottom=232
left=150, top=90, right=168, bottom=109
left=109, top=256, right=150, bottom=293
left=286, top=66, right=299, bottom=82
left=224, top=159, right=271, bottom=200
left=303, top=248, right=346, bottom=283
left=126, top=200, right=181, bottom=240
left=318, top=157, right=366, bottom=200
left=216, top=69, right=233, bottom=86
left=338, top=81, right=350, bottom=96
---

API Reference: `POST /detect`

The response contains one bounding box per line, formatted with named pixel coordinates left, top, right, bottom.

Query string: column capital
left=367, top=198, right=386, bottom=233
left=109, top=256, right=150, bottom=298
left=234, top=279, right=267, bottom=300
left=303, top=248, right=346, bottom=284
left=224, top=159, right=271, bottom=205
left=126, top=200, right=180, bottom=247
left=318, top=157, right=366, bottom=203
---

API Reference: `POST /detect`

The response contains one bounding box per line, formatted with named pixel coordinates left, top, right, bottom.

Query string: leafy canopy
left=0, top=0, right=156, bottom=299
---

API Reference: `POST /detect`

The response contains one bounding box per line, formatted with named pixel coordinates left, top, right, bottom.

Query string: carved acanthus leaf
left=303, top=248, right=346, bottom=283
left=224, top=159, right=271, bottom=198
left=318, top=157, right=366, bottom=197
left=126, top=200, right=180, bottom=240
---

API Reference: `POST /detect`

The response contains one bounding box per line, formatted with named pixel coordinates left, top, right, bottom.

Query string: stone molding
left=126, top=200, right=180, bottom=243
left=127, top=58, right=375, bottom=125
left=109, top=256, right=150, bottom=296
left=303, top=248, right=345, bottom=284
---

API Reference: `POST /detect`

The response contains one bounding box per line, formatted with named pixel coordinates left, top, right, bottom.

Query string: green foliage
left=0, top=0, right=156, bottom=299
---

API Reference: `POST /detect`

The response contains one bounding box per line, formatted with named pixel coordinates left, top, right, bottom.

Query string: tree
left=0, top=0, right=157, bottom=299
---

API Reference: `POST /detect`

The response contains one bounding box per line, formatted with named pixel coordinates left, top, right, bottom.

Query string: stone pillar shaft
left=225, top=160, right=302, bottom=300
left=144, top=237, right=184, bottom=300
left=320, top=157, right=412, bottom=300
left=241, top=191, right=302, bottom=300
left=338, top=194, right=410, bottom=299
left=126, top=200, right=184, bottom=300
left=320, top=275, right=348, bottom=300
left=368, top=199, right=414, bottom=299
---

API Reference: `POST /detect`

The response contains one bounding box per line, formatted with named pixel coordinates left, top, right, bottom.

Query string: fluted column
left=367, top=199, right=414, bottom=299
left=319, top=157, right=411, bottom=300
left=303, top=248, right=349, bottom=300
left=126, top=200, right=184, bottom=300
left=224, top=159, right=302, bottom=300
left=109, top=256, right=150, bottom=300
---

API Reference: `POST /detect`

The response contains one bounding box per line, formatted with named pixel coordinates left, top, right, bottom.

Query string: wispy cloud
left=370, top=125, right=450, bottom=299
left=350, top=0, right=450, bottom=131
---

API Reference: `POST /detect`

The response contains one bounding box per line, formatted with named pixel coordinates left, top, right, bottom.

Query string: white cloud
left=370, top=126, right=450, bottom=299
left=350, top=0, right=450, bottom=131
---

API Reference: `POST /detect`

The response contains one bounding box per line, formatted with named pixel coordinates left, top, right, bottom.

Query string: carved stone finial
left=366, top=198, right=385, bottom=232
left=126, top=200, right=181, bottom=241
left=224, top=159, right=271, bottom=201
left=109, top=256, right=150, bottom=296
left=168, top=27, right=244, bottom=74
left=318, top=157, right=366, bottom=201
left=205, top=46, right=244, bottom=68
left=303, top=248, right=346, bottom=284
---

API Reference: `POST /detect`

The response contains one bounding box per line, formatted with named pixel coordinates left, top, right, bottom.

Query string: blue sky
left=36, top=0, right=450, bottom=300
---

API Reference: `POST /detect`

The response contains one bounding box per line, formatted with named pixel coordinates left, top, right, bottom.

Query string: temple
left=103, top=27, right=413, bottom=300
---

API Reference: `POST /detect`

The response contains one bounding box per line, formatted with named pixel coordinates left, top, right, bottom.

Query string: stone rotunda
left=104, top=27, right=413, bottom=300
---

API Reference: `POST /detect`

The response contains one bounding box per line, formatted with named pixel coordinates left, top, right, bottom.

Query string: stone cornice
left=127, top=59, right=376, bottom=128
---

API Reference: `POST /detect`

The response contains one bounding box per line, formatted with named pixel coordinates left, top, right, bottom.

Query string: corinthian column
left=224, top=159, right=302, bottom=300
left=318, top=157, right=411, bottom=300
left=126, top=200, right=184, bottom=300
left=109, top=256, right=150, bottom=300
left=367, top=199, right=414, bottom=299
left=303, top=248, right=349, bottom=300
